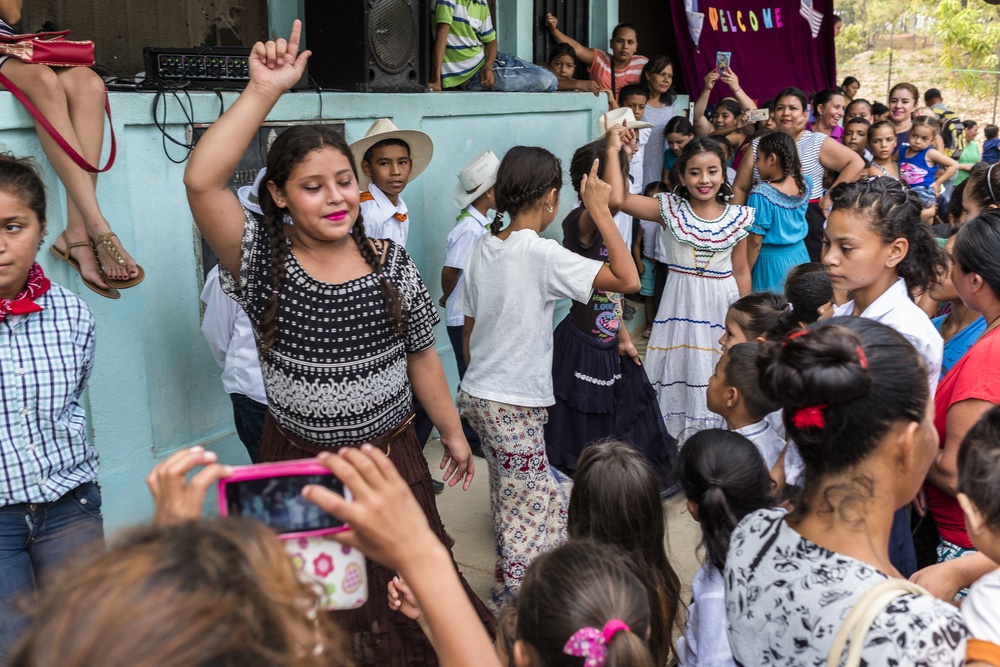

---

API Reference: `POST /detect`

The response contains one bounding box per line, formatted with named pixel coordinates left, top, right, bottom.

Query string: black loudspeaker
left=304, top=0, right=428, bottom=92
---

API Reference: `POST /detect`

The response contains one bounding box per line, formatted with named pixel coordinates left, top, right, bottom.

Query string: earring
left=546, top=205, right=554, bottom=213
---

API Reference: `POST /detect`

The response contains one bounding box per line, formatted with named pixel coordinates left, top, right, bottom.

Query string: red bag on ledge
left=0, top=30, right=95, bottom=67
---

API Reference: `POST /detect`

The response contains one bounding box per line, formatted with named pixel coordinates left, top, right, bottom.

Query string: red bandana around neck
left=0, top=262, right=50, bottom=323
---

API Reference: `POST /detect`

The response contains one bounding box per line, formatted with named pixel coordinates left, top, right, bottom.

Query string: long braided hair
left=490, top=146, right=563, bottom=235
left=757, top=131, right=807, bottom=196
left=257, top=126, right=405, bottom=355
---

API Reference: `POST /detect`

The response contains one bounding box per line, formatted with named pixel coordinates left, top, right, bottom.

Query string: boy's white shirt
left=361, top=182, right=409, bottom=248
left=735, top=418, right=785, bottom=471
left=444, top=205, right=491, bottom=327
left=963, top=568, right=1000, bottom=644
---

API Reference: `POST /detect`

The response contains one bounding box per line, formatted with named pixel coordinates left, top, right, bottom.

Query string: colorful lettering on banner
left=706, top=5, right=785, bottom=31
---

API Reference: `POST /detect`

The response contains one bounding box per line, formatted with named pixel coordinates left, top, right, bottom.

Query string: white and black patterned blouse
left=725, top=509, right=967, bottom=667
left=222, top=210, right=438, bottom=446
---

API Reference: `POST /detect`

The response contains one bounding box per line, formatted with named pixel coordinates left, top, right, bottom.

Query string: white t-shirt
left=460, top=229, right=602, bottom=406
left=735, top=419, right=785, bottom=471
left=678, top=563, right=737, bottom=667
left=199, top=265, right=267, bottom=404
left=360, top=183, right=409, bottom=248
left=833, top=277, right=943, bottom=395
left=443, top=206, right=490, bottom=327
left=964, top=568, right=1000, bottom=646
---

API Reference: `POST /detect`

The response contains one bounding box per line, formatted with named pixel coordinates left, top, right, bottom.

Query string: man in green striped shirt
left=430, top=0, right=557, bottom=92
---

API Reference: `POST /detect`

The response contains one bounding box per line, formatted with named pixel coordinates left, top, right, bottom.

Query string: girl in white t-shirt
left=457, top=138, right=641, bottom=612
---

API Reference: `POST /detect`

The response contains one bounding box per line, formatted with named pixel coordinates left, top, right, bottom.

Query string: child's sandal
left=94, top=232, right=145, bottom=289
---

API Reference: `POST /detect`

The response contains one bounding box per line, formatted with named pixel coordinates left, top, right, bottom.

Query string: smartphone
left=716, top=51, right=732, bottom=75
left=218, top=461, right=350, bottom=540
left=748, top=108, right=770, bottom=122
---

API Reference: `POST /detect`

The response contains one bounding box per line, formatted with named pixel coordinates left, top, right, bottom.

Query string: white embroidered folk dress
left=645, top=193, right=753, bottom=444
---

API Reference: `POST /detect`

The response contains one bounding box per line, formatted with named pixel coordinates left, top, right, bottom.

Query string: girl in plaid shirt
left=0, top=155, right=103, bottom=658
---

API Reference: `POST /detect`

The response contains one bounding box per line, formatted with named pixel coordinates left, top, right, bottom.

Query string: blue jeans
left=230, top=393, right=267, bottom=463
left=0, top=482, right=105, bottom=657
left=464, top=52, right=557, bottom=92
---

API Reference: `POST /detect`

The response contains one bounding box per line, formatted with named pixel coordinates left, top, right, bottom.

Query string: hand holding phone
left=218, top=461, right=351, bottom=539
left=716, top=51, right=732, bottom=75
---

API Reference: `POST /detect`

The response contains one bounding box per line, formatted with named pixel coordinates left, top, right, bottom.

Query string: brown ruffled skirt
left=258, top=412, right=496, bottom=667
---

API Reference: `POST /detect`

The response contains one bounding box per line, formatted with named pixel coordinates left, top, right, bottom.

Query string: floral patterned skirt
left=457, top=391, right=572, bottom=612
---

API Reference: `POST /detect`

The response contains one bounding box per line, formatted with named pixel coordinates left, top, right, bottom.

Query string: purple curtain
left=669, top=1, right=837, bottom=107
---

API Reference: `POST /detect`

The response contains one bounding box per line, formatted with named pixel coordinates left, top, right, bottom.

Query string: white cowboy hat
left=349, top=118, right=433, bottom=190
left=452, top=150, right=500, bottom=210
left=236, top=167, right=268, bottom=215
left=597, top=107, right=653, bottom=137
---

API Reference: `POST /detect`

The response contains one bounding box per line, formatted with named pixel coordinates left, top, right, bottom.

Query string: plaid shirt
left=0, top=283, right=99, bottom=505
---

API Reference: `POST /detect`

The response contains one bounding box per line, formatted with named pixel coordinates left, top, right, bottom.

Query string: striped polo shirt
left=434, top=0, right=496, bottom=89
left=587, top=51, right=648, bottom=100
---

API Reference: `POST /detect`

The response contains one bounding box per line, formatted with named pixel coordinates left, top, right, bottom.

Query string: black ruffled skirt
left=544, top=319, right=679, bottom=495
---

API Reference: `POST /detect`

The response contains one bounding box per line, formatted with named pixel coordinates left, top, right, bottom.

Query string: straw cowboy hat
left=452, top=150, right=500, bottom=210
left=597, top=107, right=653, bottom=137
left=349, top=118, right=433, bottom=190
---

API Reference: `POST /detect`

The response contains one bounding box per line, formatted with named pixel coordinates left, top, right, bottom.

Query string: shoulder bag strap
left=0, top=69, right=116, bottom=173
left=826, top=578, right=932, bottom=667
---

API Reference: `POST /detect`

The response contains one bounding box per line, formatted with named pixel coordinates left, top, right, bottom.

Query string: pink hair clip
left=563, top=619, right=631, bottom=667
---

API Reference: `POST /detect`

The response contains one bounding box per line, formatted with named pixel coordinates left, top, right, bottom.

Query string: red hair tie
left=793, top=405, right=827, bottom=429
left=783, top=329, right=809, bottom=346
left=856, top=346, right=868, bottom=370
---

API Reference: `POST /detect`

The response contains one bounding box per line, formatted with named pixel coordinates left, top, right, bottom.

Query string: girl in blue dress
left=746, top=132, right=811, bottom=293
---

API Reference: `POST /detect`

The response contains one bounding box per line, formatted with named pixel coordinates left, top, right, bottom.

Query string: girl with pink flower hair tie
left=389, top=538, right=655, bottom=667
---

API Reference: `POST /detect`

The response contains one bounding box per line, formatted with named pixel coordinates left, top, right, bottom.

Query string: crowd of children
left=6, top=12, right=1000, bottom=667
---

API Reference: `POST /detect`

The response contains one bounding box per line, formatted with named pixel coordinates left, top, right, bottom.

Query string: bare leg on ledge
left=0, top=60, right=141, bottom=292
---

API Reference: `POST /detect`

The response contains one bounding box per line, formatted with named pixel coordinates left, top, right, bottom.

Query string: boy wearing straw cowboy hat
left=350, top=118, right=433, bottom=248
left=439, top=150, right=500, bottom=459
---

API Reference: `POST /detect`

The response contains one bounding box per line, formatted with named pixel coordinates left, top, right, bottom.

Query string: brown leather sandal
left=49, top=231, right=121, bottom=299
left=94, top=232, right=145, bottom=289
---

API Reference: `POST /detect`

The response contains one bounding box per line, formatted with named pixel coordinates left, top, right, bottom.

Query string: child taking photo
left=183, top=22, right=490, bottom=666
left=608, top=137, right=753, bottom=442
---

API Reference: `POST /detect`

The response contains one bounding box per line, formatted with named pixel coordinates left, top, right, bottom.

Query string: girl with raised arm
left=183, top=22, right=491, bottom=667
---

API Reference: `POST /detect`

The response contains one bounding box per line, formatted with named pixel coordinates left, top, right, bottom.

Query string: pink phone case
left=217, top=460, right=352, bottom=540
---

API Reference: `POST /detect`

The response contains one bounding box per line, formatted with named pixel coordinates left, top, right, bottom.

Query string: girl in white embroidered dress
left=607, top=137, right=753, bottom=444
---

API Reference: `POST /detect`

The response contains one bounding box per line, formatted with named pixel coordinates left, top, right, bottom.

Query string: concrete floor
left=425, top=297, right=706, bottom=615
left=424, top=436, right=705, bottom=613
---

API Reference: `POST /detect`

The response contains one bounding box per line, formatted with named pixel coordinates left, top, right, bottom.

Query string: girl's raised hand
left=703, top=70, right=719, bottom=90
left=580, top=158, right=612, bottom=214
left=249, top=19, right=312, bottom=94
left=720, top=67, right=741, bottom=92
left=545, top=12, right=558, bottom=31
left=603, top=122, right=635, bottom=154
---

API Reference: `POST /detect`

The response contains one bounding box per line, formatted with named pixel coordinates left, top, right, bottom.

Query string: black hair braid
left=490, top=210, right=504, bottom=235
left=760, top=132, right=806, bottom=196
left=258, top=208, right=291, bottom=357
left=351, top=219, right=407, bottom=334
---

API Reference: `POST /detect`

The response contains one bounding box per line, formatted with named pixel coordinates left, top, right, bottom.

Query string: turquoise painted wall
left=2, top=90, right=621, bottom=531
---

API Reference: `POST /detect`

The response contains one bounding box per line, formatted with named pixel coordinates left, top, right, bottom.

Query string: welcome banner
left=670, top=0, right=836, bottom=106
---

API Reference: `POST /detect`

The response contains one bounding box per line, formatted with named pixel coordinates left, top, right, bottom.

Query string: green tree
left=934, top=0, right=1000, bottom=96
